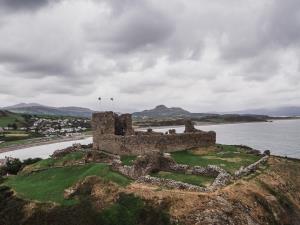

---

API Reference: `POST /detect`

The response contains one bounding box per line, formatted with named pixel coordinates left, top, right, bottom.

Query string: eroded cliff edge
left=1, top=154, right=300, bottom=225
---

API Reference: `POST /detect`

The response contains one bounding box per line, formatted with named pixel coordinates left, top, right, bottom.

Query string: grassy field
left=0, top=112, right=26, bottom=127
left=151, top=171, right=214, bottom=187
left=4, top=163, right=131, bottom=205
left=121, top=155, right=137, bottom=166
left=171, top=145, right=261, bottom=174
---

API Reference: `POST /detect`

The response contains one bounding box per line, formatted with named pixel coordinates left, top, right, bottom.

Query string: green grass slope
left=0, top=110, right=26, bottom=127
left=4, top=163, right=131, bottom=205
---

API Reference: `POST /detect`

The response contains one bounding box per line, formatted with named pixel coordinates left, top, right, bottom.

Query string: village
left=0, top=114, right=91, bottom=148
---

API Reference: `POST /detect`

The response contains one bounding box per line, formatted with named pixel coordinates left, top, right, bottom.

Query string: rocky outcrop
left=84, top=150, right=120, bottom=164
left=51, top=144, right=83, bottom=159
left=64, top=176, right=120, bottom=209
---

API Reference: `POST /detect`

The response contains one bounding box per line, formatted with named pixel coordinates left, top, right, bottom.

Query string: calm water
left=0, top=137, right=93, bottom=160
left=0, top=119, right=299, bottom=160
left=141, top=119, right=300, bottom=158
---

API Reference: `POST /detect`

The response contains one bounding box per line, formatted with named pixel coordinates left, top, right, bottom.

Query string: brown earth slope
left=0, top=156, right=299, bottom=225
left=126, top=156, right=300, bottom=225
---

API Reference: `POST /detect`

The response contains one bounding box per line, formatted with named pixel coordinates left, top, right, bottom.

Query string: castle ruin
left=92, top=111, right=216, bottom=155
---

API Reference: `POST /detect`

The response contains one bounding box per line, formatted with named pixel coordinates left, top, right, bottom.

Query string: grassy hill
left=0, top=110, right=26, bottom=128
left=3, top=103, right=94, bottom=118
left=1, top=146, right=300, bottom=224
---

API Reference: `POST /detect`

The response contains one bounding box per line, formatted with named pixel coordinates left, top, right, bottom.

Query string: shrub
left=5, top=159, right=22, bottom=175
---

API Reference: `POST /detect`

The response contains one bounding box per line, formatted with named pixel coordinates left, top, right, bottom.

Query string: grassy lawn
left=171, top=145, right=261, bottom=174
left=151, top=171, right=214, bottom=187
left=4, top=163, right=131, bottom=205
left=121, top=155, right=137, bottom=166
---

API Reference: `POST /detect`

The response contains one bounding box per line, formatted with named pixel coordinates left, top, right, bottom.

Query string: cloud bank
left=0, top=0, right=299, bottom=112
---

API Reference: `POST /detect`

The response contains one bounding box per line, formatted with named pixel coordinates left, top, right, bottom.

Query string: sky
left=0, top=0, right=300, bottom=113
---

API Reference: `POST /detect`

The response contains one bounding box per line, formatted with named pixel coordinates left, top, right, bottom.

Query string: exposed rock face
left=64, top=176, right=119, bottom=209
left=51, top=144, right=82, bottom=159
left=92, top=112, right=216, bottom=155
left=263, top=150, right=271, bottom=156
left=84, top=150, right=120, bottom=164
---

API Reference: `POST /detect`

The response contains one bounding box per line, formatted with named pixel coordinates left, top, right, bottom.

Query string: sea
left=0, top=119, right=299, bottom=160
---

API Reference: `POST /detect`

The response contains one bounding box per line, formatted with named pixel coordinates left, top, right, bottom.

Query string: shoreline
left=0, top=135, right=92, bottom=154
left=135, top=117, right=300, bottom=129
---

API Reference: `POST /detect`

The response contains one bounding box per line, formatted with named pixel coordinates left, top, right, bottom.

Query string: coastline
left=0, top=135, right=92, bottom=154
left=135, top=117, right=300, bottom=129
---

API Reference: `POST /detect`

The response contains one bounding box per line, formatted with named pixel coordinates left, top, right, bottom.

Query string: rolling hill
left=0, top=110, right=26, bottom=127
left=230, top=106, right=300, bottom=117
left=132, top=105, right=213, bottom=119
left=2, top=103, right=95, bottom=118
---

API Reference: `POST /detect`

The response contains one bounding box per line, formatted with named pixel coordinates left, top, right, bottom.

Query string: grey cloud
left=221, top=0, right=300, bottom=62
left=87, top=0, right=175, bottom=54
left=0, top=52, right=71, bottom=77
left=0, top=0, right=300, bottom=111
left=120, top=80, right=166, bottom=94
left=0, top=0, right=53, bottom=11
left=266, top=0, right=300, bottom=47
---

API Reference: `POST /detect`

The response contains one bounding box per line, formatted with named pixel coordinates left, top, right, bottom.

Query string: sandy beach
left=0, top=135, right=92, bottom=154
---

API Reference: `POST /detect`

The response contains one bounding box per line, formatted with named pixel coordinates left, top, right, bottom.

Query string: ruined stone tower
left=92, top=111, right=216, bottom=155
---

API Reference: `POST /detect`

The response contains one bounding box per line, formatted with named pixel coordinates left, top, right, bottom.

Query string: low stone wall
left=137, top=175, right=207, bottom=192
left=111, top=152, right=270, bottom=192
left=234, top=155, right=269, bottom=178
left=211, top=170, right=232, bottom=190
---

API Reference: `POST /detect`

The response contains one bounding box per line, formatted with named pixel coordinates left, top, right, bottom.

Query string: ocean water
left=144, top=119, right=300, bottom=158
left=0, top=119, right=299, bottom=160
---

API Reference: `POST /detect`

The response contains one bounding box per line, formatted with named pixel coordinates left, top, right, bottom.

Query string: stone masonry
left=92, top=111, right=216, bottom=155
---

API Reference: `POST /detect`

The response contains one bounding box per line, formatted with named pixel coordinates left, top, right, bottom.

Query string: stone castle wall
left=92, top=111, right=216, bottom=155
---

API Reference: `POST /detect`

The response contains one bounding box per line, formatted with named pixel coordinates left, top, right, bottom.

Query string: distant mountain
left=2, top=103, right=95, bottom=118
left=230, top=106, right=300, bottom=117
left=6, top=103, right=44, bottom=109
left=133, top=105, right=213, bottom=119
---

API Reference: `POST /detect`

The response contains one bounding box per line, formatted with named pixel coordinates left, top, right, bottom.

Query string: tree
left=5, top=159, right=22, bottom=175
left=12, top=123, right=18, bottom=130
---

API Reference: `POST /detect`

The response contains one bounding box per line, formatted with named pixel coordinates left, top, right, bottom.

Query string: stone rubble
left=112, top=151, right=269, bottom=192
left=234, top=155, right=269, bottom=178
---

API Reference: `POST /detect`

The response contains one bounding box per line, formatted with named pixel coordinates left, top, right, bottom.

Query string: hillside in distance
left=133, top=105, right=214, bottom=119
left=2, top=103, right=95, bottom=118
left=230, top=106, right=300, bottom=117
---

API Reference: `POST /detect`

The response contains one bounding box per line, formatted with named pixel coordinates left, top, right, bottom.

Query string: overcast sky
left=0, top=0, right=300, bottom=112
